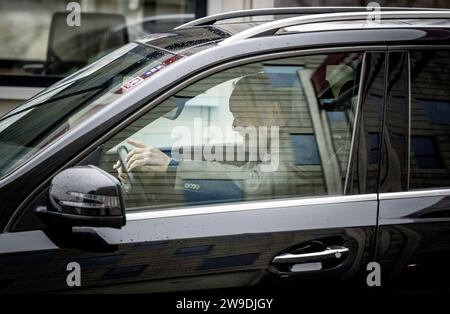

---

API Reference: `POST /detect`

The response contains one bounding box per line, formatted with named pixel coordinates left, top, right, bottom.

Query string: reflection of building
left=410, top=50, right=450, bottom=190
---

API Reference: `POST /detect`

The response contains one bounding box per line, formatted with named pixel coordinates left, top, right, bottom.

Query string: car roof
left=134, top=9, right=450, bottom=58
left=177, top=6, right=449, bottom=28
left=220, top=10, right=450, bottom=44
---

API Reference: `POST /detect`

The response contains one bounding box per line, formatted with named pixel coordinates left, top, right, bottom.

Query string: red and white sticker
left=121, top=77, right=145, bottom=93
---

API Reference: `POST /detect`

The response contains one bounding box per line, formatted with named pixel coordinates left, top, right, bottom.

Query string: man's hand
left=126, top=138, right=172, bottom=174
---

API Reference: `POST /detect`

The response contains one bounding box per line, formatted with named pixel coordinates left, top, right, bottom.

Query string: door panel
left=377, top=48, right=450, bottom=290
left=0, top=196, right=376, bottom=293
left=378, top=191, right=450, bottom=289
left=1, top=50, right=380, bottom=293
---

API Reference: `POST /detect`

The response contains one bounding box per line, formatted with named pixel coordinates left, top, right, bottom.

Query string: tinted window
left=98, top=52, right=364, bottom=211
left=379, top=51, right=409, bottom=193
left=0, top=43, right=176, bottom=177
left=347, top=52, right=385, bottom=195
left=410, top=50, right=450, bottom=189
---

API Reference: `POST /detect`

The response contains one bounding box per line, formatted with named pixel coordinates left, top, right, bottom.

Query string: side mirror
left=36, top=166, right=126, bottom=229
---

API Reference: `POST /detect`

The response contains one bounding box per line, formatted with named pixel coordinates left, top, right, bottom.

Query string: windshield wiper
left=0, top=84, right=106, bottom=123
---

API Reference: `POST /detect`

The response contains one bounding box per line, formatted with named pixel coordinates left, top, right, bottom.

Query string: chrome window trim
left=407, top=50, right=412, bottom=190
left=378, top=51, right=390, bottom=193
left=379, top=188, right=450, bottom=200
left=2, top=45, right=392, bottom=232
left=126, top=194, right=378, bottom=221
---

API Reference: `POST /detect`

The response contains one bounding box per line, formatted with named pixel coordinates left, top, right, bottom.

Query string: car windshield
left=0, top=42, right=182, bottom=178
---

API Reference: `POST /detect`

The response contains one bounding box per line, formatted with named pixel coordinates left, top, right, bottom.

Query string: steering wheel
left=116, top=145, right=157, bottom=205
left=116, top=145, right=136, bottom=193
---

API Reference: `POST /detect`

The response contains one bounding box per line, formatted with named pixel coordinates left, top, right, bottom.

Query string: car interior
left=96, top=53, right=362, bottom=211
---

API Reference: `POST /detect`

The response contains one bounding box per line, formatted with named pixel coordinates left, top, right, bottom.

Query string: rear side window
left=410, top=50, right=450, bottom=190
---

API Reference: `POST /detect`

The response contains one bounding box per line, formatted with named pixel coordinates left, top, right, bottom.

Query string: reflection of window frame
left=262, top=64, right=304, bottom=88
left=418, top=99, right=450, bottom=126
left=411, top=135, right=443, bottom=169
left=368, top=132, right=380, bottom=165
left=290, top=133, right=321, bottom=166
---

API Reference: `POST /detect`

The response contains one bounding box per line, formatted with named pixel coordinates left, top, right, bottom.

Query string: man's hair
left=231, top=73, right=293, bottom=115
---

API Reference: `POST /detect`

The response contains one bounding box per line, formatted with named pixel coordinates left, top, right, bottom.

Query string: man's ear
left=272, top=101, right=287, bottom=126
left=272, top=102, right=283, bottom=119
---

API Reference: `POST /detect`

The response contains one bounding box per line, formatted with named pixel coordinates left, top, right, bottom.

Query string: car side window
left=98, top=52, right=364, bottom=212
left=410, top=50, right=450, bottom=190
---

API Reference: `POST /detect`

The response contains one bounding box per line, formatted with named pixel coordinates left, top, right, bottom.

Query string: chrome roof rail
left=220, top=10, right=450, bottom=45
left=175, top=7, right=445, bottom=29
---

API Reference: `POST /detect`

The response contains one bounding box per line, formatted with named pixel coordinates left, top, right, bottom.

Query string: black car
left=0, top=7, right=449, bottom=294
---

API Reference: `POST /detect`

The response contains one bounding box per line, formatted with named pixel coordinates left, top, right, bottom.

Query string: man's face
left=229, top=93, right=260, bottom=134
left=228, top=89, right=282, bottom=161
left=229, top=92, right=278, bottom=137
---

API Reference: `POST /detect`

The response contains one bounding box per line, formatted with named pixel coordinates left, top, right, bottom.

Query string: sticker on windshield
left=121, top=77, right=144, bottom=93
left=143, top=65, right=164, bottom=78
left=114, top=56, right=183, bottom=95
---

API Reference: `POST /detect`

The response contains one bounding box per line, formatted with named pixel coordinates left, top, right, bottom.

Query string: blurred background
left=0, top=0, right=448, bottom=116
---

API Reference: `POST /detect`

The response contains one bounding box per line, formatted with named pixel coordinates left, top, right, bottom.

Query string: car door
left=376, top=47, right=450, bottom=291
left=0, top=48, right=381, bottom=294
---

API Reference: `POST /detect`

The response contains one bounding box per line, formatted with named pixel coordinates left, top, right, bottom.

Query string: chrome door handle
left=272, top=246, right=349, bottom=264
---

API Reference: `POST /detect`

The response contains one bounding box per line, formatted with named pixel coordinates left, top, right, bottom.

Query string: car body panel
left=2, top=28, right=448, bottom=230
left=0, top=195, right=376, bottom=293
left=0, top=19, right=449, bottom=293
left=378, top=191, right=450, bottom=289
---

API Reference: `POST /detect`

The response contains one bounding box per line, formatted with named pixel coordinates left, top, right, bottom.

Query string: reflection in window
left=410, top=50, right=450, bottom=190
left=420, top=100, right=450, bottom=126
left=98, top=53, right=363, bottom=211
left=368, top=132, right=380, bottom=165
left=291, top=134, right=320, bottom=165
left=263, top=65, right=303, bottom=88
left=346, top=52, right=386, bottom=195
left=411, top=136, right=442, bottom=169
left=327, top=111, right=348, bottom=127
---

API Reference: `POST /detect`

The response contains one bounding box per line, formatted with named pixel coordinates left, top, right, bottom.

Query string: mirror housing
left=36, top=166, right=126, bottom=229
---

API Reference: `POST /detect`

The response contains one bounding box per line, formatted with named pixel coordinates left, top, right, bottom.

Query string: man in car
left=114, top=73, right=308, bottom=202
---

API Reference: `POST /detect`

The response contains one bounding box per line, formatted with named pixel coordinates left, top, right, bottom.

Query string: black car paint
left=1, top=28, right=447, bottom=231
left=0, top=27, right=449, bottom=293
